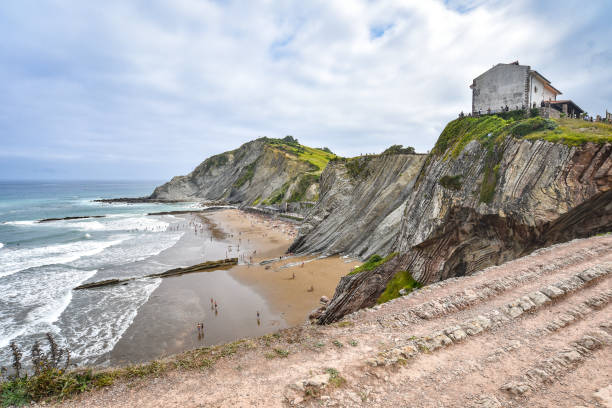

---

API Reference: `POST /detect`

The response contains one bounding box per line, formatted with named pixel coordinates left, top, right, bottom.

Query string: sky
left=1, top=0, right=610, bottom=180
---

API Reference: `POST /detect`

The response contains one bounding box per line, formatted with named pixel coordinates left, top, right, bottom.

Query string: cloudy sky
left=1, top=0, right=610, bottom=180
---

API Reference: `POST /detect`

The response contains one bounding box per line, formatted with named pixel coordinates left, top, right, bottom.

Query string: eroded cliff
left=289, top=153, right=427, bottom=258
left=317, top=115, right=612, bottom=323
left=150, top=137, right=334, bottom=206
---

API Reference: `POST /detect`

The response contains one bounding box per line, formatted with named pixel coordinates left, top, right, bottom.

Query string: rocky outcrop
left=289, top=153, right=427, bottom=258
left=317, top=116, right=611, bottom=323
left=150, top=138, right=331, bottom=206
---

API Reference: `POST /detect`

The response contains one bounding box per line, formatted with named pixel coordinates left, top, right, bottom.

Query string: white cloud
left=0, top=0, right=610, bottom=179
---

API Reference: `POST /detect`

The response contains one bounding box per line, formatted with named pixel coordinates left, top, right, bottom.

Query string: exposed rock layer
left=317, top=135, right=611, bottom=323
left=289, top=154, right=427, bottom=258
left=150, top=139, right=325, bottom=206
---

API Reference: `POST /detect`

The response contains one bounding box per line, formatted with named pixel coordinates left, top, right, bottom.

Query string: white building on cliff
left=470, top=61, right=583, bottom=117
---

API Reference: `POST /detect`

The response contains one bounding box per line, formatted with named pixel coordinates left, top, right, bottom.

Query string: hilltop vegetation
left=262, top=136, right=336, bottom=175
left=433, top=113, right=612, bottom=160
left=525, top=117, right=612, bottom=146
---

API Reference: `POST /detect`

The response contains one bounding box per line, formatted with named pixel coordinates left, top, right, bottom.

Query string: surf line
left=73, top=258, right=238, bottom=290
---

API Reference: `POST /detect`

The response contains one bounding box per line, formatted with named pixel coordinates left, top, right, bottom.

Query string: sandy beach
left=109, top=208, right=356, bottom=365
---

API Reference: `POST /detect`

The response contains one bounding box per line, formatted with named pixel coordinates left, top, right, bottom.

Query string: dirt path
left=57, top=235, right=612, bottom=408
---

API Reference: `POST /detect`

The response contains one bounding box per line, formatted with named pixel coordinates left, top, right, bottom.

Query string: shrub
left=509, top=117, right=556, bottom=137
left=377, top=270, right=423, bottom=304
left=439, top=175, right=462, bottom=190
left=382, top=145, right=415, bottom=155
left=325, top=368, right=346, bottom=387
left=345, top=157, right=373, bottom=179
left=348, top=253, right=397, bottom=276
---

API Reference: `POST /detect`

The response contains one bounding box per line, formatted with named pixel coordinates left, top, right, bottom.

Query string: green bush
left=496, top=109, right=527, bottom=121
left=508, top=117, right=556, bottom=137
left=377, top=270, right=422, bottom=304
left=382, top=144, right=415, bottom=155
left=439, top=175, right=462, bottom=190
left=345, top=156, right=373, bottom=179
left=348, top=253, right=397, bottom=276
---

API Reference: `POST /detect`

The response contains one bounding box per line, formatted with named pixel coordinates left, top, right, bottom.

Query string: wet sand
left=110, top=209, right=356, bottom=365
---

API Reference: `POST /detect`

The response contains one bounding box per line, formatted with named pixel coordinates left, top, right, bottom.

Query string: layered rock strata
left=289, top=153, right=427, bottom=258
left=317, top=128, right=611, bottom=323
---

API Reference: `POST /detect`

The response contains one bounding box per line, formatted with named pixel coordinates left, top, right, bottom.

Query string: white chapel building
left=470, top=61, right=583, bottom=117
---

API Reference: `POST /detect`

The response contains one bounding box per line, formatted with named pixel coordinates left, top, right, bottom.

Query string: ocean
left=0, top=180, right=199, bottom=369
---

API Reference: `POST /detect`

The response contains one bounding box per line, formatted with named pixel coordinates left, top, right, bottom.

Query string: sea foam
left=0, top=238, right=127, bottom=279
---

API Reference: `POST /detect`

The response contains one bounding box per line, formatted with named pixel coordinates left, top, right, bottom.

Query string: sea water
left=0, top=181, right=198, bottom=368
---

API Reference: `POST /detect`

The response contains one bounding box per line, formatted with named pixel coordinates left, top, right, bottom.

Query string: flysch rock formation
left=316, top=117, right=611, bottom=323
left=150, top=138, right=332, bottom=206
left=289, top=153, right=427, bottom=258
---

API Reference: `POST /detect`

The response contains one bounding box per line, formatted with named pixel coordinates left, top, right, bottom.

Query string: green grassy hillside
left=263, top=136, right=336, bottom=174
left=433, top=113, right=612, bottom=160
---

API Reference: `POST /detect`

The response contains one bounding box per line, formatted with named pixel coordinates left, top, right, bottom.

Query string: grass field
left=524, top=117, right=612, bottom=146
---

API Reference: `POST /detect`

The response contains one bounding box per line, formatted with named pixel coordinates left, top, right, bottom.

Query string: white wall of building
left=471, top=64, right=529, bottom=113
left=529, top=75, right=557, bottom=107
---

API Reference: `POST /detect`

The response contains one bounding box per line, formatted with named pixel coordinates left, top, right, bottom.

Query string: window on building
left=534, top=86, right=538, bottom=93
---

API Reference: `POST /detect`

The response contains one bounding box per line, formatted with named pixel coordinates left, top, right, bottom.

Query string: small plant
left=314, top=342, right=325, bottom=349
left=325, top=368, right=346, bottom=387
left=336, top=321, right=354, bottom=328
left=9, top=342, right=22, bottom=378
left=349, top=340, right=358, bottom=347
left=332, top=340, right=343, bottom=348
left=348, top=253, right=397, bottom=276
left=264, top=348, right=289, bottom=359
left=273, top=348, right=289, bottom=358
left=377, top=270, right=423, bottom=304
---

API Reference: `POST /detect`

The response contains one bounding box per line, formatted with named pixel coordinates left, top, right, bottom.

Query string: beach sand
left=109, top=209, right=356, bottom=365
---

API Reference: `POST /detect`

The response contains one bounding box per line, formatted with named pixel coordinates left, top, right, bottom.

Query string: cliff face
left=150, top=138, right=334, bottom=206
left=289, top=154, right=426, bottom=258
left=317, top=116, right=612, bottom=323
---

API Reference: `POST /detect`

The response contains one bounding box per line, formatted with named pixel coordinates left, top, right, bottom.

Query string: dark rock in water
left=94, top=197, right=188, bottom=204
left=74, top=278, right=129, bottom=290
left=148, top=258, right=238, bottom=278
left=38, top=215, right=106, bottom=223
left=73, top=258, right=239, bottom=290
